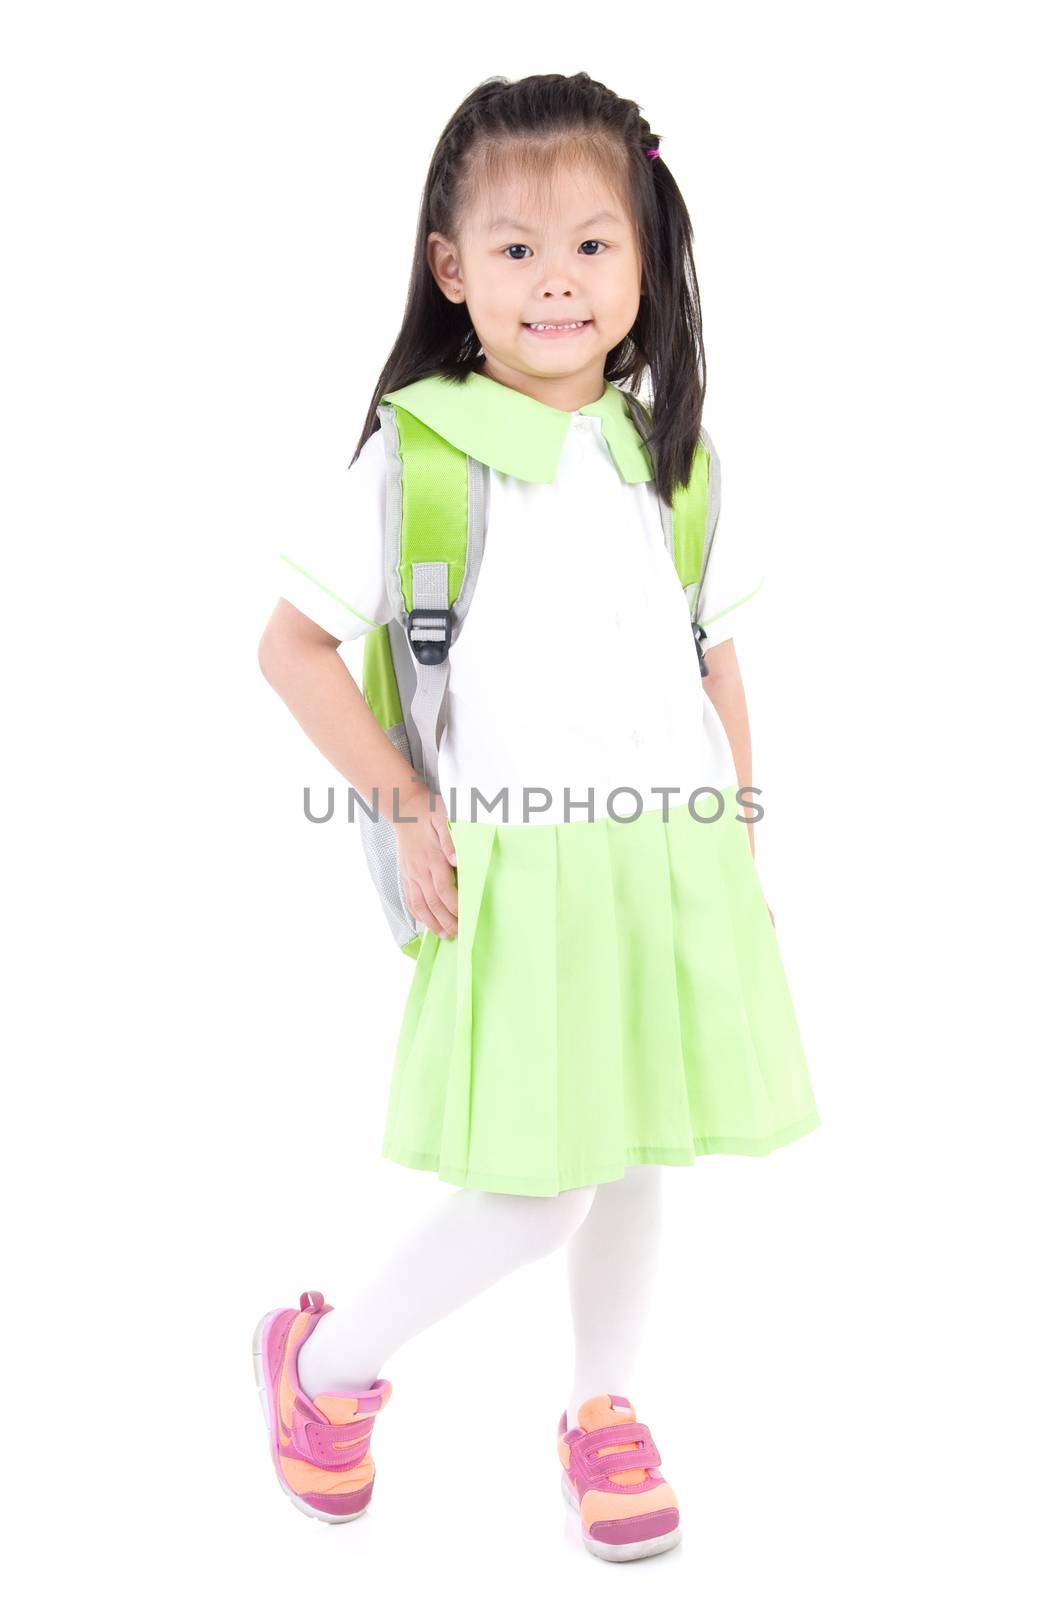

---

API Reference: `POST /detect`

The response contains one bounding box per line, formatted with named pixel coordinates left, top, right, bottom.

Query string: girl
left=253, top=71, right=820, bottom=1563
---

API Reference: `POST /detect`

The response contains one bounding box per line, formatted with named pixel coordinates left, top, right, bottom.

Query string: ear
left=426, top=229, right=466, bottom=304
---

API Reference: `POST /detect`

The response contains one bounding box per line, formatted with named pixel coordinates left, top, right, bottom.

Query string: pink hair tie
left=646, top=146, right=660, bottom=159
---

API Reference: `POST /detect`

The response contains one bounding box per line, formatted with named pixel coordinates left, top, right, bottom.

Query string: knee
left=478, top=1184, right=597, bottom=1259
left=609, top=1163, right=663, bottom=1199
left=546, top=1183, right=598, bottom=1243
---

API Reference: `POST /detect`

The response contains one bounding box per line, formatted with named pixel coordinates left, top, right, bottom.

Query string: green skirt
left=382, top=783, right=820, bottom=1196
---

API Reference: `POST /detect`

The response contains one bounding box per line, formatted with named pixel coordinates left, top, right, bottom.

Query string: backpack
left=356, top=384, right=722, bottom=958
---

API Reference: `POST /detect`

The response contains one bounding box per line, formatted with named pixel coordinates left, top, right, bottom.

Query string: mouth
left=522, top=319, right=593, bottom=339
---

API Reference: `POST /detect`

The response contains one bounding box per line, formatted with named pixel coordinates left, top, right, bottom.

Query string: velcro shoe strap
left=351, top=1385, right=389, bottom=1413
left=572, top=1423, right=660, bottom=1481
left=292, top=1412, right=374, bottom=1469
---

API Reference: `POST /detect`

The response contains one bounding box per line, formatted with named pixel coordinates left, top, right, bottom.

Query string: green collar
left=379, top=370, right=654, bottom=485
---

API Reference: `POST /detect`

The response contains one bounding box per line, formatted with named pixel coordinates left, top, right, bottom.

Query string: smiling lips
left=523, top=319, right=593, bottom=338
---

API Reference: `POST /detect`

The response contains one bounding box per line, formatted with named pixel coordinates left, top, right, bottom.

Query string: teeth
left=527, top=321, right=585, bottom=330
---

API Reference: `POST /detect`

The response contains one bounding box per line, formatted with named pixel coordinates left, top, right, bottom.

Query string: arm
left=701, top=638, right=756, bottom=858
left=258, top=599, right=458, bottom=936
left=258, top=600, right=421, bottom=816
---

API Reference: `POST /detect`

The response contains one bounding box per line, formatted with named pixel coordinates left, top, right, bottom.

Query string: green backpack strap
left=626, top=396, right=721, bottom=677
left=356, top=399, right=486, bottom=958
left=375, top=396, right=487, bottom=793
left=678, top=429, right=720, bottom=677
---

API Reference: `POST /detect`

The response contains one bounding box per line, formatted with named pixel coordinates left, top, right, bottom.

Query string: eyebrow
left=486, top=210, right=624, bottom=232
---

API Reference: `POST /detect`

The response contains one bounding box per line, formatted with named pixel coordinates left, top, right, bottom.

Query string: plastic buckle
left=407, top=607, right=453, bottom=665
left=692, top=619, right=709, bottom=678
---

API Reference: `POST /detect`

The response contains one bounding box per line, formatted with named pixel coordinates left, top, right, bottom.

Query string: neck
left=477, top=354, right=607, bottom=414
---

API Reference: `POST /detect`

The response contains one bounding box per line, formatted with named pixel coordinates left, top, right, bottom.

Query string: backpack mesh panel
left=356, top=720, right=422, bottom=950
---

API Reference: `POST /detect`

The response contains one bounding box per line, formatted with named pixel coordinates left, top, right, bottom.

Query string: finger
left=433, top=813, right=458, bottom=865
left=430, top=861, right=459, bottom=919
left=421, top=877, right=458, bottom=939
left=403, top=879, right=450, bottom=940
left=409, top=874, right=458, bottom=940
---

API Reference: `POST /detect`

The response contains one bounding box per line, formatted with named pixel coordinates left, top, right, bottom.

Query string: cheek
left=598, top=254, right=640, bottom=302
left=597, top=275, right=642, bottom=326
left=470, top=274, right=521, bottom=323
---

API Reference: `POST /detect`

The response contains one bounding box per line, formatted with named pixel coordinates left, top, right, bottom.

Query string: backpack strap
left=377, top=402, right=488, bottom=799
left=625, top=395, right=721, bottom=677
left=682, top=429, right=721, bottom=676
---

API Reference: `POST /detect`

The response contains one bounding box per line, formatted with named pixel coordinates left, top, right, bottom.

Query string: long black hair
left=350, top=72, right=707, bottom=507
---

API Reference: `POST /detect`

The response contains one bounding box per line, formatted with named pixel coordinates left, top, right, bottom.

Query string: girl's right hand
left=394, top=781, right=459, bottom=939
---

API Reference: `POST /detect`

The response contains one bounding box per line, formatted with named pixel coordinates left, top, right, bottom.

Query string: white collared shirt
left=277, top=413, right=764, bottom=824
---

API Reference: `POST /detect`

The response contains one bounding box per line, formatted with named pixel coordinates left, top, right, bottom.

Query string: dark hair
left=350, top=71, right=707, bottom=506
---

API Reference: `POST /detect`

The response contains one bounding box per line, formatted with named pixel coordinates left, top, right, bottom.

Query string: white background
left=3, top=2, right=1057, bottom=1594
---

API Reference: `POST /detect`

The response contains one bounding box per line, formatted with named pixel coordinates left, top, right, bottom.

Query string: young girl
left=253, top=71, right=820, bottom=1563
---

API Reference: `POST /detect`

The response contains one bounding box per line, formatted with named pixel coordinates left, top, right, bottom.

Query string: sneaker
left=252, top=1289, right=392, bottom=1523
left=557, top=1393, right=681, bottom=1561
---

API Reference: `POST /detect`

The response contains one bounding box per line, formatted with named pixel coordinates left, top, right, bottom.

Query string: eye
left=501, top=240, right=608, bottom=260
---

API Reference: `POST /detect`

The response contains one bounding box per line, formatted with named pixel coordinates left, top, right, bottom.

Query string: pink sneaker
left=252, top=1289, right=392, bottom=1523
left=557, top=1394, right=681, bottom=1561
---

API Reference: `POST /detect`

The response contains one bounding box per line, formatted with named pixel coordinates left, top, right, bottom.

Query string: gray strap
left=407, top=561, right=450, bottom=797
left=405, top=457, right=489, bottom=799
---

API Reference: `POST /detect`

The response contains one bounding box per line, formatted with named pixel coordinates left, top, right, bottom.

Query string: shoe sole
left=252, top=1307, right=369, bottom=1525
left=560, top=1468, right=682, bottom=1561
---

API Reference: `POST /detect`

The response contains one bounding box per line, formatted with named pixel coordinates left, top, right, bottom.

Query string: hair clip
left=645, top=146, right=660, bottom=159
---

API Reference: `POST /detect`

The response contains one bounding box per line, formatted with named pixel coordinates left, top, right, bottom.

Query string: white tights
left=296, top=1164, right=664, bottom=1428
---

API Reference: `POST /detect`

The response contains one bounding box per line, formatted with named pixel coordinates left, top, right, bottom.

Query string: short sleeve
left=276, top=426, right=393, bottom=642
left=693, top=512, right=765, bottom=648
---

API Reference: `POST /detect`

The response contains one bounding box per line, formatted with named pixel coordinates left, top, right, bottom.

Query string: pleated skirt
left=381, top=783, right=820, bottom=1196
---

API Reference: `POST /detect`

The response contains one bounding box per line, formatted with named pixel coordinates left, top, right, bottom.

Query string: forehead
left=460, top=143, right=634, bottom=237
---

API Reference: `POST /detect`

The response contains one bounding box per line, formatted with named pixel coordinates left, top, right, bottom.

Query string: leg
left=297, top=1183, right=598, bottom=1398
left=565, top=1164, right=664, bottom=1427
